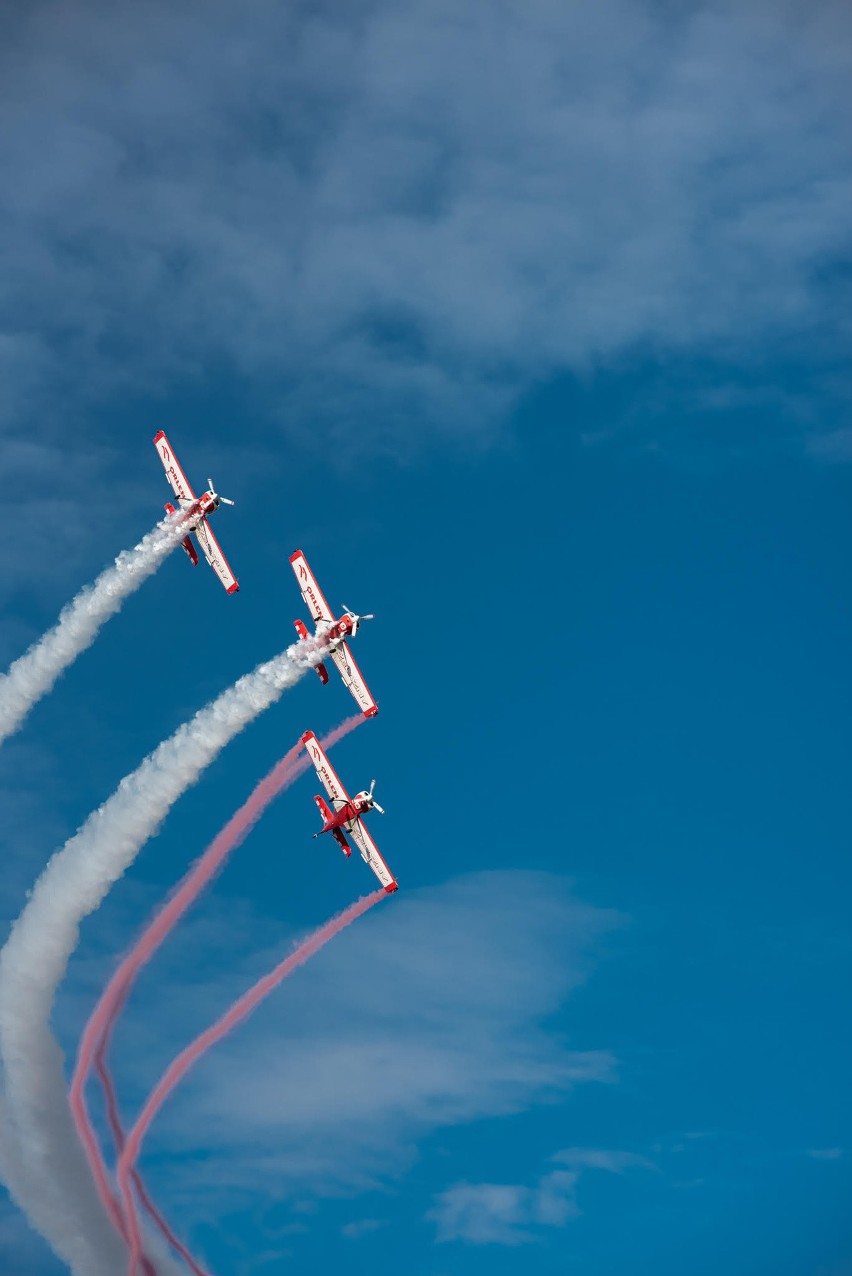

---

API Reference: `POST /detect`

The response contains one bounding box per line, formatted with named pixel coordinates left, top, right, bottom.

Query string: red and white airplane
left=302, top=730, right=397, bottom=893
left=290, top=549, right=378, bottom=718
left=153, top=430, right=239, bottom=594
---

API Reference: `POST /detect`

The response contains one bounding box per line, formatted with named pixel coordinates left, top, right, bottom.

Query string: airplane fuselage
left=319, top=794, right=371, bottom=835
left=312, top=614, right=356, bottom=651
left=178, top=491, right=220, bottom=519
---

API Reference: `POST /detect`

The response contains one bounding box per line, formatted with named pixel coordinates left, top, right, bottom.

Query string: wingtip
left=288, top=549, right=303, bottom=563
left=152, top=429, right=166, bottom=444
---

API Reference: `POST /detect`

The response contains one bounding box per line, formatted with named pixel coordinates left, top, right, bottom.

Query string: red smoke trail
left=93, top=985, right=205, bottom=1276
left=69, top=714, right=362, bottom=1269
left=118, top=888, right=387, bottom=1276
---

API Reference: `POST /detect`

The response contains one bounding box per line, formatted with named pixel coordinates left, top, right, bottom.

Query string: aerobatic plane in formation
left=153, top=430, right=239, bottom=594
left=289, top=549, right=378, bottom=718
left=302, top=730, right=397, bottom=892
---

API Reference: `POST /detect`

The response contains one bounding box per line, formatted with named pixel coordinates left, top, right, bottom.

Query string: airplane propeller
left=342, top=605, right=375, bottom=635
left=366, top=778, right=385, bottom=815
left=208, top=478, right=235, bottom=506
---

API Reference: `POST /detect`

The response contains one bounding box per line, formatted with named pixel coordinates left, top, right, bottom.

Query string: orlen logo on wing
left=161, top=447, right=189, bottom=497
left=319, top=765, right=341, bottom=799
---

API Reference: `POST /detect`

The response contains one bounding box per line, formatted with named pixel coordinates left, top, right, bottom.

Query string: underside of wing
left=193, top=518, right=239, bottom=594
left=153, top=431, right=196, bottom=503
left=329, top=642, right=378, bottom=718
left=301, top=730, right=351, bottom=807
left=348, top=819, right=397, bottom=892
left=289, top=550, right=335, bottom=623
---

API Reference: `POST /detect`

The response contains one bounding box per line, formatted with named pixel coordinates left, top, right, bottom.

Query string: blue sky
left=1, top=1, right=851, bottom=1273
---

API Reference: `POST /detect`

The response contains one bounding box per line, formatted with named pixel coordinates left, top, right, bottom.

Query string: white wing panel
left=153, top=431, right=196, bottom=502
left=193, top=518, right=239, bottom=594
left=289, top=550, right=335, bottom=623
left=329, top=642, right=378, bottom=718
left=302, top=731, right=351, bottom=811
left=349, top=819, right=397, bottom=892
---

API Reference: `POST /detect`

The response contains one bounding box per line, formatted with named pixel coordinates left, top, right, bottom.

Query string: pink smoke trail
left=118, top=888, right=387, bottom=1276
left=69, top=714, right=362, bottom=1270
left=93, top=985, right=200, bottom=1276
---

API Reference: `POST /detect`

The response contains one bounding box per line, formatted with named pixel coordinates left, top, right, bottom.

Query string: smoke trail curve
left=0, top=635, right=321, bottom=1276
left=93, top=994, right=201, bottom=1276
left=71, top=714, right=362, bottom=1269
left=0, top=512, right=197, bottom=746
left=117, top=889, right=387, bottom=1276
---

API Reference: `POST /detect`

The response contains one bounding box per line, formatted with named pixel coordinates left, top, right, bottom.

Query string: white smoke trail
left=0, top=513, right=197, bottom=746
left=0, top=637, right=319, bottom=1275
left=0, top=1087, right=184, bottom=1276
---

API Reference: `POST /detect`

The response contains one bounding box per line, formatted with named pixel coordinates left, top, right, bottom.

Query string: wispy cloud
left=429, top=1173, right=580, bottom=1245
left=429, top=1142, right=654, bottom=1244
left=552, top=1146, right=655, bottom=1173
left=341, top=1218, right=387, bottom=1240
left=1, top=0, right=849, bottom=458
left=97, top=872, right=618, bottom=1224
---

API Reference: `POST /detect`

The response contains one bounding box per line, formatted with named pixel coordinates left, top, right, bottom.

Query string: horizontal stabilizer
left=332, top=827, right=352, bottom=857
left=181, top=537, right=199, bottom=567
left=314, top=793, right=333, bottom=824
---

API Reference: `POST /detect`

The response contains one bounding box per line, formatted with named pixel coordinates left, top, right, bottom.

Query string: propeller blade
left=372, top=802, right=385, bottom=815
left=219, top=496, right=235, bottom=506
left=208, top=477, right=215, bottom=492
left=368, top=779, right=376, bottom=797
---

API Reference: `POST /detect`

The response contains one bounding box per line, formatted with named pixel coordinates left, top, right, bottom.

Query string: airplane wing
left=301, top=730, right=350, bottom=812
left=153, top=431, right=196, bottom=503
left=289, top=550, right=335, bottom=624
left=348, top=818, right=398, bottom=893
left=329, top=642, right=378, bottom=719
left=193, top=518, right=239, bottom=594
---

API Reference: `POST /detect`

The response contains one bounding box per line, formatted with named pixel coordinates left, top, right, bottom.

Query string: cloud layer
left=2, top=0, right=850, bottom=452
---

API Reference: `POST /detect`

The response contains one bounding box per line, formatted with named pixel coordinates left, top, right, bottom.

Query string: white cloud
left=430, top=1182, right=541, bottom=1246
left=341, top=1217, right=387, bottom=1240
left=0, top=0, right=849, bottom=459
left=429, top=1171, right=580, bottom=1245
left=552, top=1146, right=655, bottom=1173
left=806, top=1147, right=844, bottom=1161
left=430, top=1143, right=654, bottom=1244
left=97, top=872, right=618, bottom=1209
